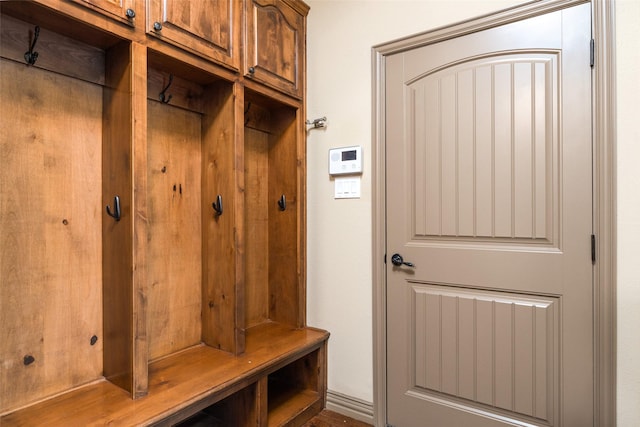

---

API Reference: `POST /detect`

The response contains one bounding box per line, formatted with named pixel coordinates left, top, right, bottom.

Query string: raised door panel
left=245, top=0, right=307, bottom=98
left=147, top=0, right=239, bottom=70
left=72, top=0, right=137, bottom=24
left=410, top=53, right=558, bottom=245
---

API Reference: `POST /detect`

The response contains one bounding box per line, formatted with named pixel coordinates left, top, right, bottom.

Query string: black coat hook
left=212, top=194, right=223, bottom=216
left=244, top=102, right=252, bottom=126
left=278, top=194, right=286, bottom=211
left=24, top=26, right=40, bottom=66
left=159, top=74, right=173, bottom=104
left=106, top=196, right=121, bottom=221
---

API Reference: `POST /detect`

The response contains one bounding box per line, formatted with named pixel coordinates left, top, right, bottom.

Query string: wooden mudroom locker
left=0, top=0, right=329, bottom=425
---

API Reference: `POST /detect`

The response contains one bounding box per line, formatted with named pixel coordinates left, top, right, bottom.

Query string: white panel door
left=386, top=4, right=593, bottom=426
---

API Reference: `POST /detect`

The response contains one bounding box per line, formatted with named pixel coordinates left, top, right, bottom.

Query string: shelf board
left=0, top=323, right=328, bottom=426
left=268, top=388, right=321, bottom=427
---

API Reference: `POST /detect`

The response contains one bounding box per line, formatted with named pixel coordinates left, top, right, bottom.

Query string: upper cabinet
left=245, top=0, right=308, bottom=98
left=71, top=0, right=137, bottom=25
left=146, top=0, right=240, bottom=70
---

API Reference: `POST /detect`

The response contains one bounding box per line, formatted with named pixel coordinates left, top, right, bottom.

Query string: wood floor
left=303, top=410, right=372, bottom=427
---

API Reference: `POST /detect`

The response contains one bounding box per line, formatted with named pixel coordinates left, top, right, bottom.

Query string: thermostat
left=329, top=146, right=362, bottom=175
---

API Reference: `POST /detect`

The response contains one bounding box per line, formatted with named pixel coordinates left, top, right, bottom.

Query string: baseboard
left=325, top=390, right=374, bottom=424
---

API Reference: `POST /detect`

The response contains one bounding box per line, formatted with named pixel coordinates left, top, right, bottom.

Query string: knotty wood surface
left=146, top=99, right=203, bottom=361
left=244, top=126, right=271, bottom=328
left=1, top=0, right=314, bottom=418
left=146, top=0, right=240, bottom=69
left=245, top=0, right=306, bottom=98
left=0, top=58, right=104, bottom=414
left=268, top=107, right=301, bottom=328
left=201, top=81, right=243, bottom=354
left=1, top=323, right=328, bottom=426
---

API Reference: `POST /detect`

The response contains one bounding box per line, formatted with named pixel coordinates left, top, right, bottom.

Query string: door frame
left=371, top=0, right=617, bottom=426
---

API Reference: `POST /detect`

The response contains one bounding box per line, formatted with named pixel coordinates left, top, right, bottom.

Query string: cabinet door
left=71, top=0, right=137, bottom=25
left=244, top=0, right=308, bottom=98
left=147, top=0, right=239, bottom=70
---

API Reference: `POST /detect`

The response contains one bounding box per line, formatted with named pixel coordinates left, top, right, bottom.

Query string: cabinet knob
left=153, top=22, right=163, bottom=31
left=248, top=66, right=255, bottom=75
left=125, top=8, right=136, bottom=18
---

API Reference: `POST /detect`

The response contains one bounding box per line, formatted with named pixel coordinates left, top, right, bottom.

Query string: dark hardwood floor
left=303, top=410, right=373, bottom=427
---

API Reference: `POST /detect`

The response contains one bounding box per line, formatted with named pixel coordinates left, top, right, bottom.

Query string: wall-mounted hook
left=212, top=194, right=223, bottom=216
left=24, top=26, right=40, bottom=66
left=278, top=194, right=286, bottom=211
left=106, top=196, right=121, bottom=221
left=244, top=102, right=252, bottom=126
left=305, top=117, right=327, bottom=130
left=159, top=74, right=173, bottom=104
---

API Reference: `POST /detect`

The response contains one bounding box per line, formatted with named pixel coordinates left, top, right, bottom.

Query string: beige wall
left=614, top=1, right=640, bottom=425
left=306, top=0, right=640, bottom=423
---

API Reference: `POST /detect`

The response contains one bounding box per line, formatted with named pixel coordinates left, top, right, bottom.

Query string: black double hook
left=212, top=194, right=223, bottom=216
left=278, top=194, right=286, bottom=211
left=159, top=74, right=173, bottom=104
left=24, top=26, right=40, bottom=66
left=106, top=196, right=121, bottom=221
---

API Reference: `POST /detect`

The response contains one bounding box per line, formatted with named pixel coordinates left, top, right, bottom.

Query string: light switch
left=334, top=177, right=361, bottom=199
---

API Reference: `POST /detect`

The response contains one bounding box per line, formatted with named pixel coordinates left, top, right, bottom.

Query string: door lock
left=391, top=253, right=414, bottom=268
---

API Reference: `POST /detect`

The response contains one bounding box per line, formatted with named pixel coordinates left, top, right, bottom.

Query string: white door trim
left=371, top=1, right=616, bottom=425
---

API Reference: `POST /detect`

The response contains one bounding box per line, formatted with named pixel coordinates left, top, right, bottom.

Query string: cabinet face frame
left=0, top=0, right=319, bottom=424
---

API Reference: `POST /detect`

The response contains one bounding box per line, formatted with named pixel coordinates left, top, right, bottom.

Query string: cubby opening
left=145, top=50, right=240, bottom=365
left=0, top=8, right=132, bottom=413
left=267, top=348, right=322, bottom=426
left=243, top=90, right=303, bottom=334
left=175, top=382, right=259, bottom=427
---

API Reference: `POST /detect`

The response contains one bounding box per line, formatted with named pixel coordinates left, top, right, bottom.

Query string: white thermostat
left=329, top=146, right=362, bottom=175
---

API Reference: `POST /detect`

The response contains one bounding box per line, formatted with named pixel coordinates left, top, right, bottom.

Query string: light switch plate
left=334, top=177, right=361, bottom=199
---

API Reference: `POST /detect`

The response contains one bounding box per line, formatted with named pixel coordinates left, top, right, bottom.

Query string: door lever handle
left=391, top=253, right=414, bottom=268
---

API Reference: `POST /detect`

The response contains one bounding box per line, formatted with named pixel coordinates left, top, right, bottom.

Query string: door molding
left=371, top=1, right=616, bottom=425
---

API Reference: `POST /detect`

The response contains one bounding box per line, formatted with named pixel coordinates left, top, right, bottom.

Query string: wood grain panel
left=410, top=284, right=558, bottom=423
left=102, top=40, right=139, bottom=396
left=0, top=59, right=103, bottom=413
left=147, top=100, right=202, bottom=361
left=147, top=0, right=238, bottom=69
left=244, top=0, right=307, bottom=98
left=244, top=127, right=271, bottom=329
left=0, top=14, right=106, bottom=85
left=165, top=0, right=230, bottom=47
left=244, top=103, right=300, bottom=329
left=130, top=41, right=150, bottom=398
left=201, top=82, right=242, bottom=354
left=408, top=53, right=559, bottom=245
left=252, top=2, right=297, bottom=84
left=268, top=108, right=299, bottom=327
left=1, top=324, right=329, bottom=426
left=70, top=0, right=135, bottom=24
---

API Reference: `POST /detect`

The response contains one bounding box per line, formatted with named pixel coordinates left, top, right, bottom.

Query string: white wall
left=615, top=0, right=640, bottom=425
left=306, top=0, right=640, bottom=423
